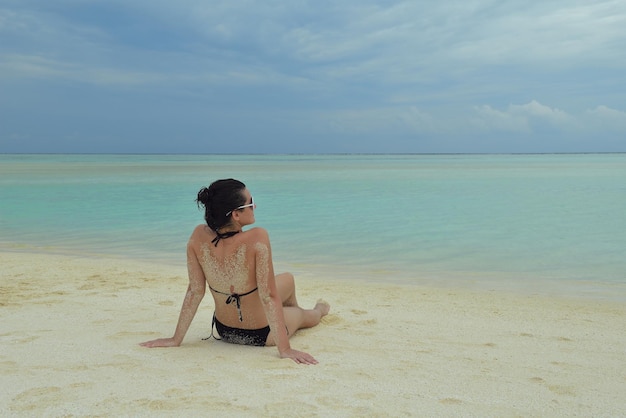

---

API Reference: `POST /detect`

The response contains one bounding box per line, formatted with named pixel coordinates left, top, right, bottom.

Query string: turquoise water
left=1, top=154, right=625, bottom=298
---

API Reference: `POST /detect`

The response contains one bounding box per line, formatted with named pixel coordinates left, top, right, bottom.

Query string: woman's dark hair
left=196, top=179, right=246, bottom=231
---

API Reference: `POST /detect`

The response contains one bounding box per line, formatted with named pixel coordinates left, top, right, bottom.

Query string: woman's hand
left=280, top=348, right=318, bottom=365
left=139, top=337, right=180, bottom=348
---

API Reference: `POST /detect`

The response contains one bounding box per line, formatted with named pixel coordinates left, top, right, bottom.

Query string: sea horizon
left=2, top=151, right=625, bottom=156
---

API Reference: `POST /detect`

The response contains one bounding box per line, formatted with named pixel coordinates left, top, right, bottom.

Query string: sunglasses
left=226, top=196, right=255, bottom=217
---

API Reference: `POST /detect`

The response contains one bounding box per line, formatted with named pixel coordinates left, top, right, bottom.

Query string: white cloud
left=471, top=105, right=531, bottom=133
left=472, top=100, right=577, bottom=133
left=447, top=2, right=626, bottom=66
left=509, top=101, right=573, bottom=127
left=584, top=106, right=626, bottom=131
left=472, top=101, right=626, bottom=135
left=321, top=106, right=439, bottom=135
left=318, top=100, right=626, bottom=139
left=0, top=54, right=165, bottom=85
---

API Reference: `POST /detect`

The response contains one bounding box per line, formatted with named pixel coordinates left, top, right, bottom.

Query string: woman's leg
left=284, top=301, right=330, bottom=332
left=267, top=273, right=330, bottom=345
left=275, top=272, right=298, bottom=307
left=265, top=301, right=330, bottom=346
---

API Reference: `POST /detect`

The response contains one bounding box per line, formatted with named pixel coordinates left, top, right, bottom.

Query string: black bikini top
left=209, top=285, right=258, bottom=322
left=211, top=229, right=240, bottom=247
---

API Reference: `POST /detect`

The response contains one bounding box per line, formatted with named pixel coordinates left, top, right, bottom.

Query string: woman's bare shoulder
left=188, top=224, right=210, bottom=242
left=190, top=224, right=209, bottom=235
left=244, top=227, right=270, bottom=242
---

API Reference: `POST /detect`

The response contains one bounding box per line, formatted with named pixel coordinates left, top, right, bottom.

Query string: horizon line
left=2, top=151, right=626, bottom=156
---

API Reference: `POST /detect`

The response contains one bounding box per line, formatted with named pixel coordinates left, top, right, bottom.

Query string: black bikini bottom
left=213, top=315, right=270, bottom=347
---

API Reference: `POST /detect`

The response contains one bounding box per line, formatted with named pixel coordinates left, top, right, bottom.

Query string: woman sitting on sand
left=140, top=179, right=329, bottom=364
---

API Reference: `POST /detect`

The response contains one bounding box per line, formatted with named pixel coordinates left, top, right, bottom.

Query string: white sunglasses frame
left=225, top=196, right=255, bottom=217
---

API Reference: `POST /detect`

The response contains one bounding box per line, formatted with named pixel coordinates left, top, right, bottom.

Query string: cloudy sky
left=1, top=0, right=625, bottom=153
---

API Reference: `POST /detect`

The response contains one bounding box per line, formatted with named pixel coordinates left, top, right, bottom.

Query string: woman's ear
left=231, top=210, right=241, bottom=223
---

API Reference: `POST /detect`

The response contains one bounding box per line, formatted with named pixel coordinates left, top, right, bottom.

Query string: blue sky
left=1, top=0, right=625, bottom=153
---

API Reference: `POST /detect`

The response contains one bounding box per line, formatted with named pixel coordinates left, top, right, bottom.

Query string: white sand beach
left=1, top=251, right=625, bottom=417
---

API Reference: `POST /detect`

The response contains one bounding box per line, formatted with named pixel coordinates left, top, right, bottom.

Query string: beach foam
left=1, top=251, right=625, bottom=417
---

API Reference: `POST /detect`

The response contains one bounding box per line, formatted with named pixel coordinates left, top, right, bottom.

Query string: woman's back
left=189, top=225, right=269, bottom=329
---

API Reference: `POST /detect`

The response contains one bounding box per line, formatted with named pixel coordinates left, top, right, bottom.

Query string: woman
left=140, top=179, right=329, bottom=365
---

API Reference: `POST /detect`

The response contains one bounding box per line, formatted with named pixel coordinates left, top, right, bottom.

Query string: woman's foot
left=314, top=299, right=331, bottom=317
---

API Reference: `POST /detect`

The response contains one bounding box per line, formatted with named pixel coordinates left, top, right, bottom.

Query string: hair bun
left=197, top=187, right=212, bottom=206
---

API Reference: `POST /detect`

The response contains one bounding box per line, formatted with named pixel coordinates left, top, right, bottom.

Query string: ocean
left=1, top=153, right=625, bottom=300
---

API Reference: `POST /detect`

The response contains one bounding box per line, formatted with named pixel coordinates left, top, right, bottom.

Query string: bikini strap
left=210, top=230, right=240, bottom=247
left=202, top=312, right=221, bottom=341
left=208, top=285, right=259, bottom=322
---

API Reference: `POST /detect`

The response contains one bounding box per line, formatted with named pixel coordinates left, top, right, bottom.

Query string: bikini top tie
left=209, top=285, right=258, bottom=322
left=211, top=230, right=240, bottom=247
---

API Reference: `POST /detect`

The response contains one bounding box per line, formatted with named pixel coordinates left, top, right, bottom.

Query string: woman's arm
left=255, top=233, right=290, bottom=353
left=140, top=237, right=206, bottom=348
left=254, top=229, right=316, bottom=363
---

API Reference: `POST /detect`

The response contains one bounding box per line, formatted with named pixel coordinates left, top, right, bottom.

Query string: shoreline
left=2, top=244, right=624, bottom=303
left=2, top=251, right=625, bottom=416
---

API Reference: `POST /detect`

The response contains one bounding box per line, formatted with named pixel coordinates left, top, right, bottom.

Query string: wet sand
left=1, top=251, right=625, bottom=417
